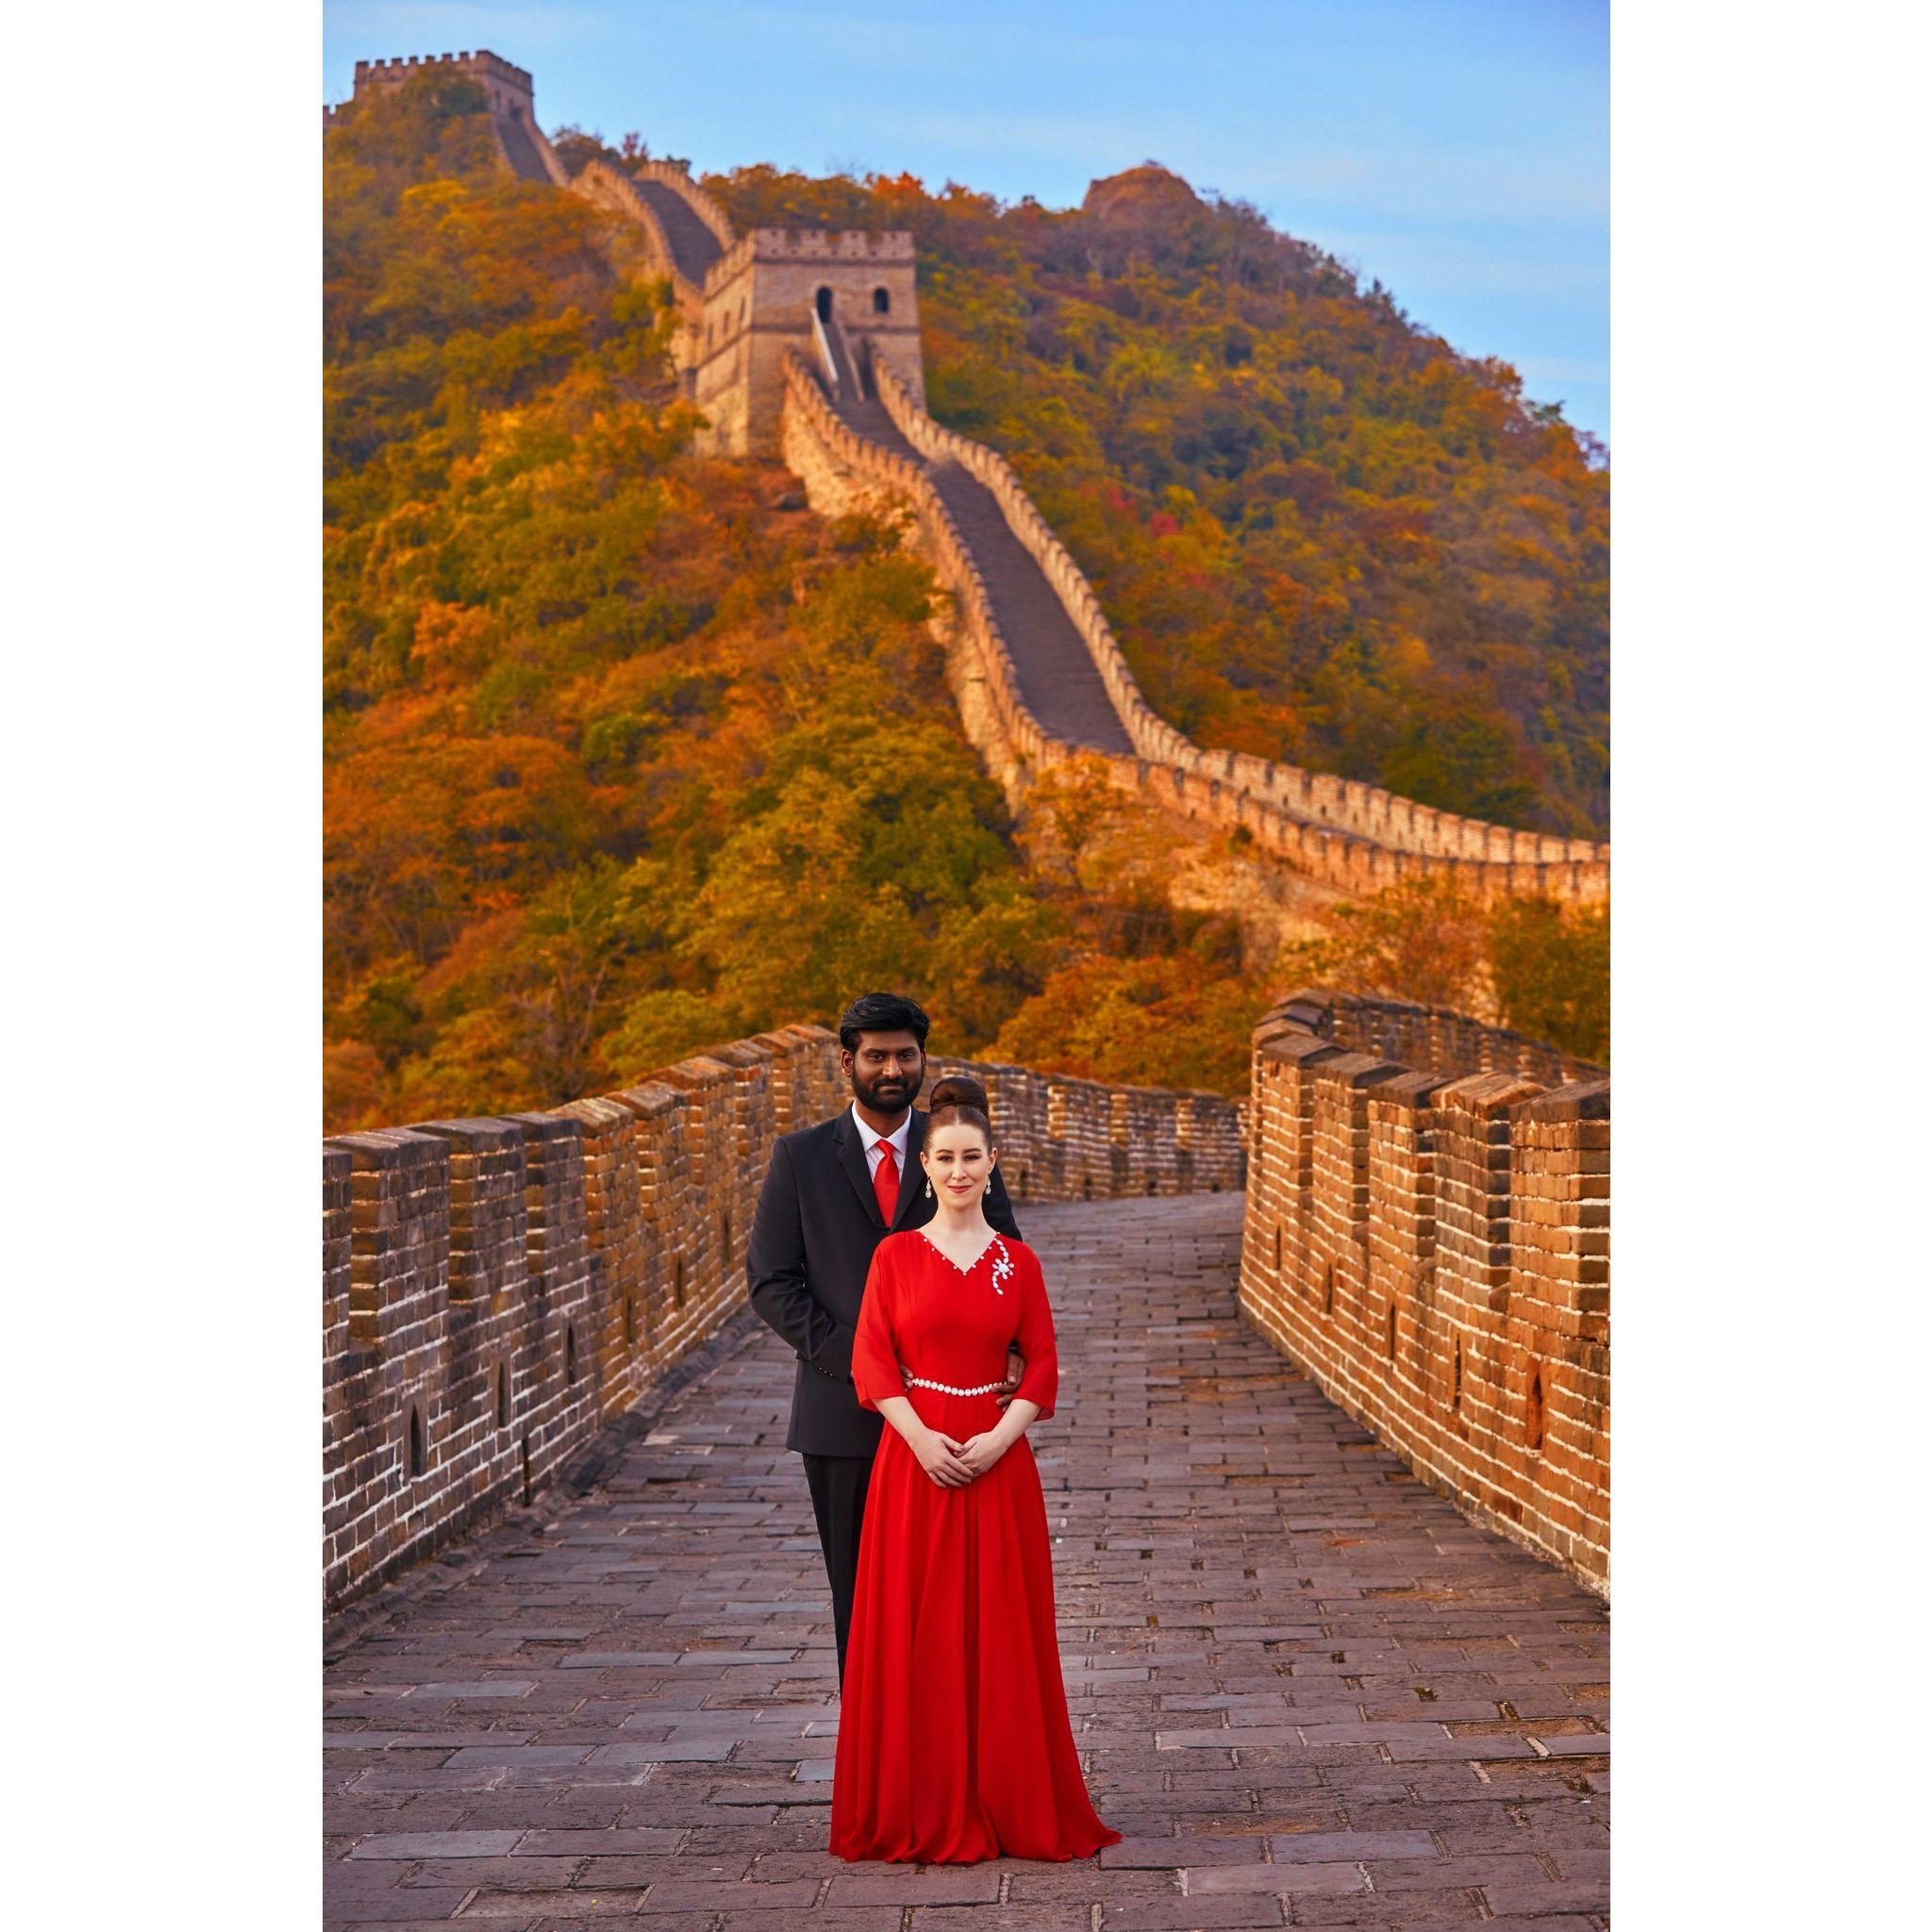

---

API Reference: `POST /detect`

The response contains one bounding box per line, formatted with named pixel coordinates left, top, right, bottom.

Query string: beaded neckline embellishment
left=918, top=1228, right=1014, bottom=1294
left=988, top=1236, right=1013, bottom=1294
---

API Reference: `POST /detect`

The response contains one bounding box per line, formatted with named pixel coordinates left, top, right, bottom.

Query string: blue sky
left=324, top=0, right=1608, bottom=442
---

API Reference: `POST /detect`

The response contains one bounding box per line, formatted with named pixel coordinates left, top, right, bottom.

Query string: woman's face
left=923, top=1121, right=995, bottom=1208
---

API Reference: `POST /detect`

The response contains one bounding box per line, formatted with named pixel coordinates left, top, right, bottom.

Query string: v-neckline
left=917, top=1227, right=1000, bottom=1276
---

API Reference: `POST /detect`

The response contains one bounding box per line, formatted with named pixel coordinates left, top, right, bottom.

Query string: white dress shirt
left=851, top=1101, right=911, bottom=1192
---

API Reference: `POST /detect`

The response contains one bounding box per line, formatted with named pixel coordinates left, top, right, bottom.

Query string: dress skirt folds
left=829, top=1227, right=1122, bottom=1863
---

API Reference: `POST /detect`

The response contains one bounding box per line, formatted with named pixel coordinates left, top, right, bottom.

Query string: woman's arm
left=853, top=1245, right=973, bottom=1488
left=957, top=1248, right=1058, bottom=1477
left=870, top=1391, right=976, bottom=1487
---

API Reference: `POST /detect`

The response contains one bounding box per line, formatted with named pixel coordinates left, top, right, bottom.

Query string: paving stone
left=325, top=1197, right=1607, bottom=1928
left=553, top=1654, right=681, bottom=1670
left=409, top=1684, right=538, bottom=1701
left=1285, top=1891, right=1486, bottom=1925
left=1102, top=1899, right=1288, bottom=1928
left=911, top=1907, right=1092, bottom=1929
left=1101, top=1833, right=1267, bottom=1867
left=458, top=1892, right=648, bottom=1919
left=412, top=1859, right=579, bottom=1890
left=345, top=1834, right=507, bottom=1862
left=1271, top=1829, right=1439, bottom=1861
left=444, top=1748, right=591, bottom=1768
left=825, top=1866, right=1003, bottom=1904
left=581, top=1740, right=737, bottom=1764
left=713, top=1915, right=902, bottom=1931
left=1185, top=1861, right=1370, bottom=1896
left=326, top=1891, right=473, bottom=1922
left=512, top=1829, right=681, bottom=1856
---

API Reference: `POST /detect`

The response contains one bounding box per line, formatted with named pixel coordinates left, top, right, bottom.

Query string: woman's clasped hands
left=912, top=1423, right=1015, bottom=1487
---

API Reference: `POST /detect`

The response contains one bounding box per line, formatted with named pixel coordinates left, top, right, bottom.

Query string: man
left=747, top=991, right=1024, bottom=1683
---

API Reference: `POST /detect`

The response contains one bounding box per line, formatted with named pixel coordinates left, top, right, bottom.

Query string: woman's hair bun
left=926, top=1074, right=990, bottom=1113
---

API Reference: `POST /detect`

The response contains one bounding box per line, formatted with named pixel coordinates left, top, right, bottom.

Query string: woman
left=829, top=1074, right=1123, bottom=1864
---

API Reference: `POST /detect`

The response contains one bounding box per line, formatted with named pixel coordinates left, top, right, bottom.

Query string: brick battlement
left=1239, top=989, right=1609, bottom=1590
left=752, top=228, right=916, bottom=261
left=1292, top=987, right=1604, bottom=1086
left=575, top=161, right=709, bottom=304
left=354, top=50, right=533, bottom=94
left=322, top=1025, right=1243, bottom=1608
left=864, top=357, right=1609, bottom=894
left=633, top=158, right=738, bottom=254
left=781, top=354, right=1606, bottom=905
left=698, top=229, right=917, bottom=306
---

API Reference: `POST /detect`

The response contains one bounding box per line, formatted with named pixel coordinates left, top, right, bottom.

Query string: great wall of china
left=322, top=55, right=1610, bottom=1613
left=325, top=1032, right=1247, bottom=1608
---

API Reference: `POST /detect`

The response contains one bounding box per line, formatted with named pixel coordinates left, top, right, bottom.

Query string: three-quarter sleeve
left=1010, top=1244, right=1058, bottom=1422
left=850, top=1240, right=904, bottom=1413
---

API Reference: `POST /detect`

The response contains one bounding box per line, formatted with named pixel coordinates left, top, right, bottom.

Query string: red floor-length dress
left=829, top=1226, right=1122, bottom=1863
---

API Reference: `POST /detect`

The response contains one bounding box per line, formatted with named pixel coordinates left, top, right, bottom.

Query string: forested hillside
left=693, top=158, right=1608, bottom=840
left=325, top=76, right=1606, bottom=1133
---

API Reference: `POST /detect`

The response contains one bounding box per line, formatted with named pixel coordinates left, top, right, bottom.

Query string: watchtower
left=352, top=50, right=535, bottom=121
left=693, top=230, right=924, bottom=457
left=344, top=50, right=564, bottom=185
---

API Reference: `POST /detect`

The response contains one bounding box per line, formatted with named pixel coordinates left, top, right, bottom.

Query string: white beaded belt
left=906, top=1374, right=1006, bottom=1396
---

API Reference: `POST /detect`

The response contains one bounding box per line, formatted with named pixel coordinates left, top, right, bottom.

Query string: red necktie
left=873, top=1142, right=900, bottom=1225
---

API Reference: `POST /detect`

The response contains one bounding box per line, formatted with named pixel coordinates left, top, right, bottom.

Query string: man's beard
left=855, top=1068, right=918, bottom=1112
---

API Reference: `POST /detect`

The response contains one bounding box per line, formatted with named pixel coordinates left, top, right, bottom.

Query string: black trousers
left=801, top=1451, right=876, bottom=1685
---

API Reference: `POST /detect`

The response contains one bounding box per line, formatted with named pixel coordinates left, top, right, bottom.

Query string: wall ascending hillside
left=555, top=125, right=1607, bottom=902
left=323, top=1024, right=1243, bottom=1609
left=1239, top=989, right=1609, bottom=1591
left=867, top=364, right=1607, bottom=882
left=781, top=353, right=1607, bottom=908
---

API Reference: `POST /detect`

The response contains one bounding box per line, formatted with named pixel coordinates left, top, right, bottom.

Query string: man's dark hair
left=838, top=991, right=931, bottom=1053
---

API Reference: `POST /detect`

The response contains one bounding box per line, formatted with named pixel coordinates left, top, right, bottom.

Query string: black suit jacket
left=746, top=1105, right=1024, bottom=1457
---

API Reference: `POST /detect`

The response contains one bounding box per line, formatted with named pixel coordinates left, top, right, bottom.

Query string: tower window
left=873, top=287, right=891, bottom=314
left=815, top=287, right=833, bottom=322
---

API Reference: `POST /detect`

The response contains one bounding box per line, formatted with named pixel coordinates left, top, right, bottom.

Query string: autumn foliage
left=325, top=80, right=1607, bottom=1133
left=707, top=160, right=1608, bottom=839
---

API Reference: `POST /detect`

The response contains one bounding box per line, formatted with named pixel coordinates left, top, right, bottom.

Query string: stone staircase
left=492, top=110, right=555, bottom=183
left=824, top=370, right=1137, bottom=755
left=626, top=175, right=725, bottom=281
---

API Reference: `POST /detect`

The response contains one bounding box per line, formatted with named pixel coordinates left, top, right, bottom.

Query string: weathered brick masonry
left=1239, top=989, right=1608, bottom=1591
left=323, top=1025, right=1244, bottom=1609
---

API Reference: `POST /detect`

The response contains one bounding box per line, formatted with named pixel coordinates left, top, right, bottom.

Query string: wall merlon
left=1240, top=990, right=1608, bottom=1592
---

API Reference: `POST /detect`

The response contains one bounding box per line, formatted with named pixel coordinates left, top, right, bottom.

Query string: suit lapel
left=891, top=1109, right=927, bottom=1229
left=832, top=1108, right=886, bottom=1229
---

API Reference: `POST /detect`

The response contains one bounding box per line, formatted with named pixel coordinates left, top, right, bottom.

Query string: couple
left=746, top=991, right=1122, bottom=1865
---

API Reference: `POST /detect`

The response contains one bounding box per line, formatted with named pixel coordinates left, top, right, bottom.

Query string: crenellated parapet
left=783, top=353, right=1607, bottom=906
left=322, top=1023, right=1243, bottom=1608
left=574, top=160, right=708, bottom=311
left=1287, top=986, right=1603, bottom=1086
left=335, top=48, right=567, bottom=184
left=865, top=357, right=1610, bottom=898
left=1239, top=988, right=1609, bottom=1591
left=352, top=48, right=534, bottom=116
left=632, top=158, right=738, bottom=256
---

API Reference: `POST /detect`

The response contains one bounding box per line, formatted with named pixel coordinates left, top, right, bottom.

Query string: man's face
left=844, top=1029, right=924, bottom=1114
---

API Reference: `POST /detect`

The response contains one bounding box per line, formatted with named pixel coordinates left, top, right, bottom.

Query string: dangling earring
left=924, top=1177, right=933, bottom=1198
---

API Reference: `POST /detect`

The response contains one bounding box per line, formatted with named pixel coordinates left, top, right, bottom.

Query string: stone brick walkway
left=325, top=1195, right=1608, bottom=1929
